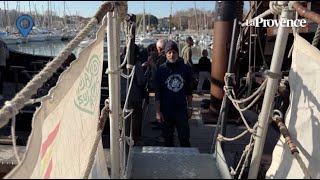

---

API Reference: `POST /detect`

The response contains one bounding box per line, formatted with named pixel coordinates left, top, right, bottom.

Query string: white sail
left=266, top=34, right=320, bottom=179
left=5, top=17, right=109, bottom=179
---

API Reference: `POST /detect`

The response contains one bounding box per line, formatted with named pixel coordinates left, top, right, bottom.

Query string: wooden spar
left=291, top=1, right=320, bottom=24
left=210, top=1, right=243, bottom=116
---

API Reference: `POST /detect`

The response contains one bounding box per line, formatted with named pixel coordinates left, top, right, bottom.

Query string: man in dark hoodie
left=154, top=40, right=193, bottom=147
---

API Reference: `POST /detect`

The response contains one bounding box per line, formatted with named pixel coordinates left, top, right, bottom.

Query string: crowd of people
left=122, top=36, right=212, bottom=147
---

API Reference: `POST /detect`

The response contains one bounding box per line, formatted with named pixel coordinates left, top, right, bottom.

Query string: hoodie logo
left=166, top=74, right=184, bottom=92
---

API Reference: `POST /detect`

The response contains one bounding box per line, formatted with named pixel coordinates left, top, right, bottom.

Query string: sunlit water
left=7, top=41, right=212, bottom=64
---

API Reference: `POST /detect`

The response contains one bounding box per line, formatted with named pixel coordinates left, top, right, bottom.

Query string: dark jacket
left=154, top=58, right=193, bottom=115
left=198, top=56, right=211, bottom=72
left=155, top=51, right=167, bottom=68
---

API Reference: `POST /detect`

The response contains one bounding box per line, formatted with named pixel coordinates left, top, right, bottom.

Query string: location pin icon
left=16, top=15, right=33, bottom=37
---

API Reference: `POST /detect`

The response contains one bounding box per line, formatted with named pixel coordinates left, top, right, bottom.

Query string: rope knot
left=116, top=1, right=128, bottom=22
left=4, top=101, right=19, bottom=116
left=105, top=68, right=121, bottom=74
left=230, top=167, right=237, bottom=176
left=248, top=128, right=256, bottom=134
left=124, top=136, right=134, bottom=146
left=217, top=134, right=224, bottom=142
left=269, top=1, right=289, bottom=15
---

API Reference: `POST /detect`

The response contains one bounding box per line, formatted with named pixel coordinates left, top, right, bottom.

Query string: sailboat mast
left=194, top=1, right=198, bottom=34
left=148, top=13, right=150, bottom=32
left=143, top=1, right=145, bottom=37
left=50, top=2, right=53, bottom=30
left=47, top=1, right=50, bottom=29
left=64, top=1, right=66, bottom=27
left=7, top=1, right=11, bottom=29
left=169, top=1, right=172, bottom=39
left=29, top=1, right=31, bottom=16
left=3, top=1, right=7, bottom=27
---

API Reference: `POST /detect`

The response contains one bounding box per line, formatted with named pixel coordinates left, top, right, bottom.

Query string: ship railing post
left=107, top=10, right=121, bottom=179
left=248, top=7, right=294, bottom=179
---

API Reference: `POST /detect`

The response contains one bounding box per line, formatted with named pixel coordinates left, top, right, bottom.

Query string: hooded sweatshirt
left=154, top=57, right=193, bottom=114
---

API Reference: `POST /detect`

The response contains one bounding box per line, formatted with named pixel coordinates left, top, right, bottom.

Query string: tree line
left=134, top=8, right=215, bottom=31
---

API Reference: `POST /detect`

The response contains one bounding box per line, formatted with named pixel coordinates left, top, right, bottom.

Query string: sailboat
left=0, top=1, right=22, bottom=44
left=136, top=1, right=157, bottom=48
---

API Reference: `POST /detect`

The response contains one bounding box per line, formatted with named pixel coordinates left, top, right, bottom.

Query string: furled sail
left=5, top=18, right=109, bottom=179
left=266, top=34, right=320, bottom=179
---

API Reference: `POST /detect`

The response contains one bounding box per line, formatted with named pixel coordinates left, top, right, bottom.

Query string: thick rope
left=312, top=25, right=320, bottom=47
left=119, top=23, right=134, bottom=69
left=290, top=1, right=320, bottom=24
left=230, top=136, right=254, bottom=178
left=238, top=139, right=254, bottom=179
left=217, top=130, right=250, bottom=142
left=269, top=1, right=289, bottom=15
left=4, top=101, right=21, bottom=163
left=117, top=1, right=128, bottom=22
left=0, top=18, right=98, bottom=128
left=224, top=76, right=267, bottom=104
left=82, top=100, right=110, bottom=179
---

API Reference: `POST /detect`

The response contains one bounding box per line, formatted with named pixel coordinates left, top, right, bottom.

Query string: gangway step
left=129, top=147, right=222, bottom=179
left=134, top=146, right=200, bottom=155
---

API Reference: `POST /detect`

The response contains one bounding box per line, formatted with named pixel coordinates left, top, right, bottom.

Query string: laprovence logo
left=245, top=17, right=307, bottom=28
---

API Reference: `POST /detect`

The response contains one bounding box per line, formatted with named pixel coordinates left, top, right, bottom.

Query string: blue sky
left=4, top=1, right=249, bottom=18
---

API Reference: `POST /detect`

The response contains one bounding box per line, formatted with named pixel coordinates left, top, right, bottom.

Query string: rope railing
left=216, top=1, right=318, bottom=178
left=0, top=1, right=116, bottom=129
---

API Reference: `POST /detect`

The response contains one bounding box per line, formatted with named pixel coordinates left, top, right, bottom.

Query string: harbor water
left=7, top=41, right=212, bottom=64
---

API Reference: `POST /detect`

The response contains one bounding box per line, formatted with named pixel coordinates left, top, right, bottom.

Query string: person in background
left=181, top=36, right=194, bottom=67
left=150, top=39, right=168, bottom=130
left=155, top=39, right=168, bottom=68
left=196, top=49, right=211, bottom=95
left=142, top=43, right=158, bottom=104
left=154, top=40, right=193, bottom=147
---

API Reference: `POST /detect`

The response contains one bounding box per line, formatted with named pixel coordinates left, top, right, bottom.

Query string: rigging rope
left=4, top=101, right=21, bottom=164
left=312, top=25, right=320, bottom=47
left=82, top=99, right=110, bottom=179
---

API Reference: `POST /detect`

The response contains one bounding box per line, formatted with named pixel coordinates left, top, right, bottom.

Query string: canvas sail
left=5, top=18, right=109, bottom=179
left=266, top=34, right=320, bottom=178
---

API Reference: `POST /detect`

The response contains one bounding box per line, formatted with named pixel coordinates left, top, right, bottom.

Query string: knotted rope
left=269, top=1, right=289, bottom=15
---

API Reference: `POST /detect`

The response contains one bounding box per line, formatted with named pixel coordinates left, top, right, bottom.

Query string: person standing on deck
left=181, top=36, right=194, bottom=67
left=154, top=40, right=193, bottom=147
left=155, top=39, right=168, bottom=68
left=149, top=39, right=168, bottom=130
left=196, top=49, right=211, bottom=95
left=0, top=40, right=9, bottom=100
